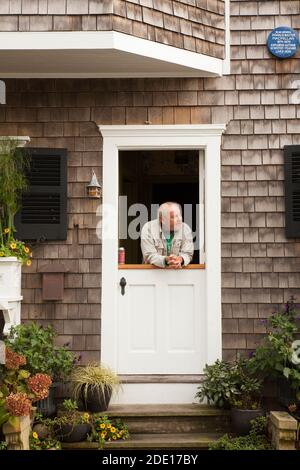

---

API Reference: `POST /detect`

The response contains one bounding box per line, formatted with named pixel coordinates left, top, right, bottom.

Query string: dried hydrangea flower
left=27, top=373, right=52, bottom=401
left=5, top=392, right=32, bottom=416
left=5, top=347, right=26, bottom=370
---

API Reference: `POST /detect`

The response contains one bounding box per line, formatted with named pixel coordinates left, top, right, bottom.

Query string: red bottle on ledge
left=118, top=247, right=125, bottom=264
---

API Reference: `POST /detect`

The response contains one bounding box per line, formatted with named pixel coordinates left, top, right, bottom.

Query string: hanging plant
left=0, top=138, right=32, bottom=265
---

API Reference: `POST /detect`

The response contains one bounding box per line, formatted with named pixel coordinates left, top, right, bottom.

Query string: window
left=15, top=148, right=68, bottom=241
left=118, top=149, right=204, bottom=265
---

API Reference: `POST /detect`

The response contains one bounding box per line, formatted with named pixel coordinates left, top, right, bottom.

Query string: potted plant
left=0, top=138, right=32, bottom=267
left=5, top=323, right=76, bottom=417
left=229, top=359, right=264, bottom=436
left=30, top=431, right=61, bottom=450
left=195, top=359, right=235, bottom=409
left=70, top=364, right=119, bottom=412
left=249, top=297, right=300, bottom=409
left=0, top=345, right=52, bottom=449
left=32, top=400, right=91, bottom=444
left=196, top=358, right=264, bottom=436
left=0, top=138, right=32, bottom=335
left=52, top=399, right=91, bottom=443
left=88, top=414, right=129, bottom=449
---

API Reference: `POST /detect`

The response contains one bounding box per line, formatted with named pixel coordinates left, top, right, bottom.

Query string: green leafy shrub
left=0, top=138, right=32, bottom=265
left=6, top=323, right=76, bottom=382
left=229, top=358, right=262, bottom=409
left=249, top=297, right=300, bottom=398
left=196, top=358, right=262, bottom=409
left=0, top=441, right=7, bottom=450
left=209, top=417, right=272, bottom=451
left=195, top=360, right=235, bottom=408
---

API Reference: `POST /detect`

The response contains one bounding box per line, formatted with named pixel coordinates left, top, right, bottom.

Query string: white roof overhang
left=0, top=31, right=226, bottom=78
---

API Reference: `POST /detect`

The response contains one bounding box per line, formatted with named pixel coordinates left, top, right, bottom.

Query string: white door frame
left=98, top=124, right=226, bottom=374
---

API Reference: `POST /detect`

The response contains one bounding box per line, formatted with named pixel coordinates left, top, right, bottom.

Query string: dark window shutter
left=284, top=145, right=300, bottom=238
left=15, top=148, right=68, bottom=241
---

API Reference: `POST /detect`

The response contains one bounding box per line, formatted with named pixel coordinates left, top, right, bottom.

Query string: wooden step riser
left=62, top=432, right=223, bottom=451
left=62, top=444, right=212, bottom=450
left=115, top=416, right=231, bottom=434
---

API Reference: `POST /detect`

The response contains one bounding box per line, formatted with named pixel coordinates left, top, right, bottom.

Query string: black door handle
left=120, top=277, right=127, bottom=295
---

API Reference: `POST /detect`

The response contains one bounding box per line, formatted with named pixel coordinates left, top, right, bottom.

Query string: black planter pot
left=78, top=386, right=112, bottom=412
left=54, top=423, right=91, bottom=443
left=36, top=383, right=58, bottom=418
left=231, top=408, right=265, bottom=436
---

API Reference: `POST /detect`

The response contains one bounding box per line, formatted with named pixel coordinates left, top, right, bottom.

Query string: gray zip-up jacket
left=141, top=219, right=194, bottom=268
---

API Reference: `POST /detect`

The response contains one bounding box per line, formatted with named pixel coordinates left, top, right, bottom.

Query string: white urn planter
left=0, top=257, right=23, bottom=335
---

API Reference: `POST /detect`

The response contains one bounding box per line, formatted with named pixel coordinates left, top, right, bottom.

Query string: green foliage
left=0, top=232, right=32, bottom=265
left=30, top=431, right=61, bottom=450
left=209, top=416, right=272, bottom=451
left=0, top=138, right=29, bottom=233
left=229, top=359, right=262, bottom=409
left=0, top=138, right=32, bottom=264
left=0, top=441, right=8, bottom=450
left=196, top=358, right=262, bottom=409
left=6, top=323, right=76, bottom=381
left=34, top=404, right=90, bottom=434
left=88, top=415, right=129, bottom=449
left=0, top=400, right=10, bottom=427
left=0, top=366, right=31, bottom=399
left=62, top=399, right=78, bottom=413
left=195, top=360, right=235, bottom=408
left=249, top=297, right=300, bottom=396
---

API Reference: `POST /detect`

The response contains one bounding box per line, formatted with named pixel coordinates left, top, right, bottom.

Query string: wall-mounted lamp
left=86, top=170, right=102, bottom=199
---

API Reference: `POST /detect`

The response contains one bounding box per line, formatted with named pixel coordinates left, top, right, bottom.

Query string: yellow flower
left=111, top=427, right=116, bottom=433
left=4, top=228, right=10, bottom=234
left=100, top=423, right=105, bottom=429
left=0, top=252, right=4, bottom=257
left=24, top=246, right=30, bottom=253
left=32, top=432, right=38, bottom=439
left=112, top=435, right=117, bottom=440
left=10, top=243, right=16, bottom=249
left=26, top=260, right=32, bottom=266
left=106, top=423, right=111, bottom=429
left=101, top=432, right=106, bottom=439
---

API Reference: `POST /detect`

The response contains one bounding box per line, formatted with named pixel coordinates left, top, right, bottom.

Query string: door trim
left=98, top=124, right=226, bottom=374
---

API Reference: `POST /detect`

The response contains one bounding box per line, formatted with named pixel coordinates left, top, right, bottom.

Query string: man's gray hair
left=158, top=201, right=182, bottom=219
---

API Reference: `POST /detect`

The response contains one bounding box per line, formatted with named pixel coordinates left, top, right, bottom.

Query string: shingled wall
left=0, top=0, right=225, bottom=59
left=0, top=0, right=300, bottom=362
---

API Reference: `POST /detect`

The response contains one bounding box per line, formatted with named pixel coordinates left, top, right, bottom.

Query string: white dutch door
left=117, top=268, right=206, bottom=375
left=100, top=125, right=224, bottom=404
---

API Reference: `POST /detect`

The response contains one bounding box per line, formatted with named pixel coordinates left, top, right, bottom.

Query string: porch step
left=99, top=404, right=231, bottom=434
left=62, top=432, right=222, bottom=450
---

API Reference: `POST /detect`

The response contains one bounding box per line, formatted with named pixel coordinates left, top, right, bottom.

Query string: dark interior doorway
left=119, top=150, right=200, bottom=264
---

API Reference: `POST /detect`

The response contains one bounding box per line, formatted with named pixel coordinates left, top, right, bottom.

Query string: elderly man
left=141, top=202, right=194, bottom=268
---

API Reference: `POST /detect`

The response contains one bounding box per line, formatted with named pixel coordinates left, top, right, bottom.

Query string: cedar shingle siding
left=0, top=0, right=300, bottom=362
left=0, top=0, right=225, bottom=59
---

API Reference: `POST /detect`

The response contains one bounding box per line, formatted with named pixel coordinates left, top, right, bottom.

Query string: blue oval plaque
left=267, top=27, right=299, bottom=59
